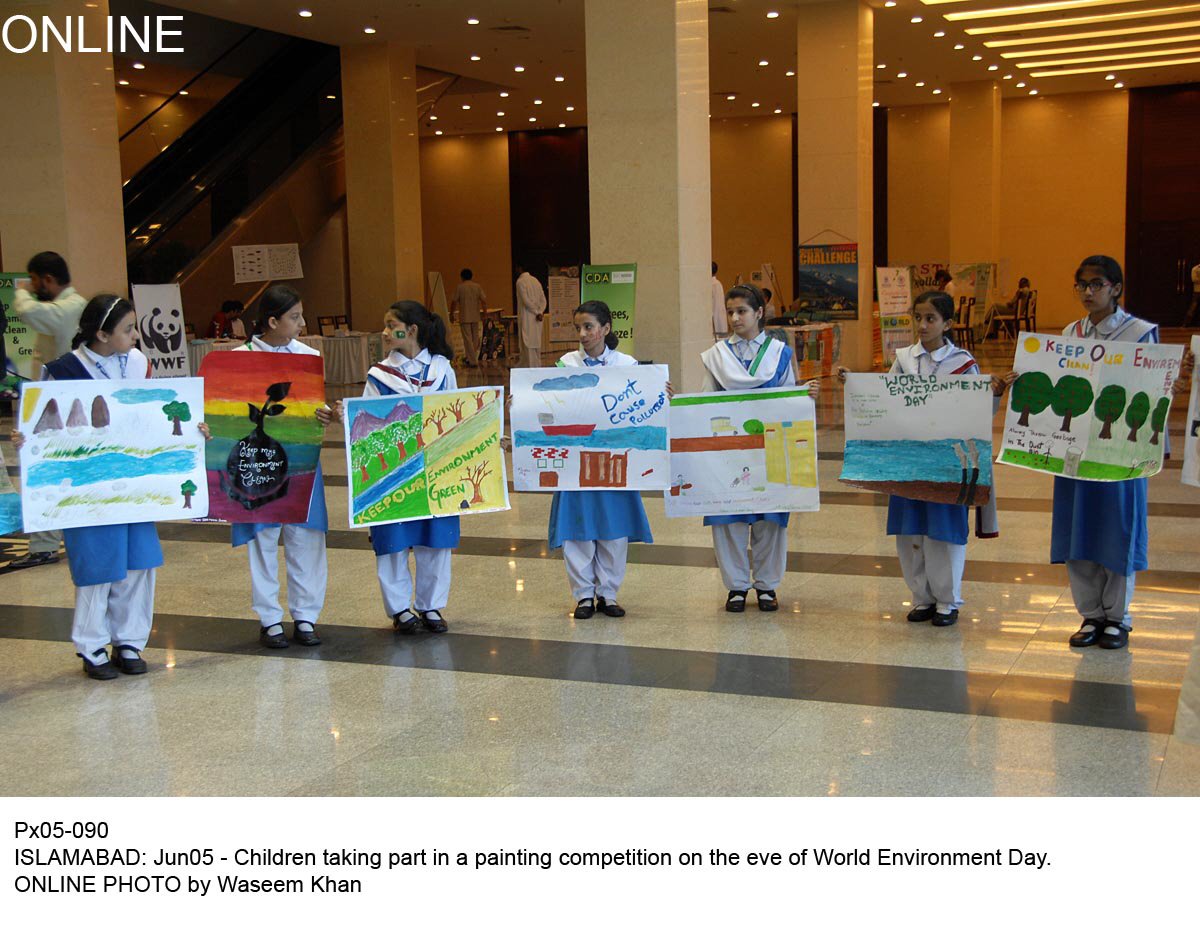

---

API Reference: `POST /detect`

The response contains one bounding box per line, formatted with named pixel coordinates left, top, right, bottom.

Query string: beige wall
left=887, top=91, right=1127, bottom=331
left=1000, top=93, right=1127, bottom=332
left=887, top=104, right=951, bottom=268
left=419, top=134, right=513, bottom=317
left=710, top=115, right=794, bottom=305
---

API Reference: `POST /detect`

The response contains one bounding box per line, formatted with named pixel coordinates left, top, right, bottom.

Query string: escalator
left=124, top=36, right=343, bottom=286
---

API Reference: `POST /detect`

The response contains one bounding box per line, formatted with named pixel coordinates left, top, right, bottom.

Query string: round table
left=299, top=334, right=370, bottom=384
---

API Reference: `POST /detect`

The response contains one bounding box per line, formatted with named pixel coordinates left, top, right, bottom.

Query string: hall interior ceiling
left=153, top=1, right=1200, bottom=135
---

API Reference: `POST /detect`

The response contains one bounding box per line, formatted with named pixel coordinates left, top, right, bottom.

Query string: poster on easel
left=797, top=242, right=858, bottom=320
left=580, top=264, right=637, bottom=354
left=428, top=271, right=463, bottom=361
left=131, top=284, right=191, bottom=378
left=1181, top=334, right=1200, bottom=487
left=1, top=272, right=38, bottom=396
left=876, top=266, right=914, bottom=367
left=548, top=265, right=581, bottom=344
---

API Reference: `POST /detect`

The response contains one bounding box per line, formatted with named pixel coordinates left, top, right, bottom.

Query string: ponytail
left=73, top=294, right=134, bottom=350
left=575, top=300, right=619, bottom=350
left=388, top=300, right=454, bottom=361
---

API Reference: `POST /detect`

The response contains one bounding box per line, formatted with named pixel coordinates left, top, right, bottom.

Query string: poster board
left=18, top=378, right=208, bottom=531
left=841, top=374, right=994, bottom=505
left=548, top=265, right=581, bottom=344
left=344, top=387, right=508, bottom=527
left=199, top=352, right=324, bottom=524
left=233, top=244, right=303, bottom=284
left=0, top=444, right=21, bottom=535
left=909, top=263, right=950, bottom=293
left=132, top=284, right=191, bottom=378
left=580, top=264, right=637, bottom=354
left=797, top=243, right=858, bottom=320
left=1179, top=334, right=1200, bottom=487
left=511, top=365, right=669, bottom=492
left=1, top=273, right=37, bottom=392
left=876, top=266, right=914, bottom=367
left=663, top=387, right=819, bottom=518
left=999, top=333, right=1183, bottom=480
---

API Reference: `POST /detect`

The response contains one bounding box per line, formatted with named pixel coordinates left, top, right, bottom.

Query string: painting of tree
left=742, top=419, right=764, bottom=435
left=448, top=398, right=466, bottom=423
left=351, top=442, right=371, bottom=483
left=1149, top=396, right=1171, bottom=445
left=180, top=479, right=197, bottom=509
left=1050, top=375, right=1093, bottom=433
left=461, top=460, right=493, bottom=504
left=1011, top=371, right=1054, bottom=427
left=474, top=390, right=493, bottom=411
left=162, top=399, right=192, bottom=436
left=427, top=408, right=449, bottom=436
left=366, top=430, right=390, bottom=471
left=1094, top=384, right=1127, bottom=439
left=1125, top=391, right=1150, bottom=441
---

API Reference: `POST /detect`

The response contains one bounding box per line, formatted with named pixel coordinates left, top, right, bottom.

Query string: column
left=341, top=42, right=424, bottom=321
left=795, top=0, right=874, bottom=370
left=948, top=81, right=1001, bottom=265
left=0, top=0, right=126, bottom=295
left=585, top=0, right=711, bottom=389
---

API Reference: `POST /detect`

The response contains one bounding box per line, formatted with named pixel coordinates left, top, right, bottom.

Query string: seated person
left=208, top=300, right=246, bottom=339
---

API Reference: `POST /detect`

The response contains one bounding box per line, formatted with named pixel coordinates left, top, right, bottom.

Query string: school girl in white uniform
left=232, top=285, right=335, bottom=649
left=700, top=283, right=819, bottom=613
left=361, top=300, right=459, bottom=634
left=550, top=300, right=654, bottom=619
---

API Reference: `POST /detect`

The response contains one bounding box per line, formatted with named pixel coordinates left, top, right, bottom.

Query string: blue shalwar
left=549, top=348, right=653, bottom=603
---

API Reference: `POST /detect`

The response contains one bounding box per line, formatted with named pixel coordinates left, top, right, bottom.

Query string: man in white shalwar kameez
left=515, top=264, right=547, bottom=367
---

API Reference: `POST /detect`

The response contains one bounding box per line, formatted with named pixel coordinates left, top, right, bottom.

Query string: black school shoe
left=756, top=589, right=779, bottom=612
left=260, top=624, right=290, bottom=649
left=81, top=650, right=118, bottom=681
left=292, top=621, right=321, bottom=646
left=1098, top=622, right=1130, bottom=650
left=6, top=551, right=59, bottom=571
left=421, top=610, right=449, bottom=633
left=111, top=646, right=148, bottom=675
left=573, top=598, right=595, bottom=620
left=393, top=609, right=420, bottom=635
left=725, top=590, right=748, bottom=613
left=907, top=605, right=936, bottom=622
left=595, top=596, right=625, bottom=617
left=1069, top=620, right=1103, bottom=648
left=932, top=609, right=959, bottom=627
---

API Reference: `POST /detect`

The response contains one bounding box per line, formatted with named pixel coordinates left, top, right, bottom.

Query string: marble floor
left=1, top=336, right=1199, bottom=796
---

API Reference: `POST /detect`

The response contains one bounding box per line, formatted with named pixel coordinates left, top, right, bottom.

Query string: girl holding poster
left=842, top=291, right=1011, bottom=628
left=234, top=286, right=335, bottom=650
left=549, top=301, right=654, bottom=620
left=12, top=296, right=208, bottom=679
left=702, top=284, right=819, bottom=614
left=360, top=301, right=459, bottom=634
left=1056, top=256, right=1160, bottom=651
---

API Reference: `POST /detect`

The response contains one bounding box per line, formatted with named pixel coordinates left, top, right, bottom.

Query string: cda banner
left=580, top=264, right=636, bottom=354
left=1000, top=333, right=1183, bottom=481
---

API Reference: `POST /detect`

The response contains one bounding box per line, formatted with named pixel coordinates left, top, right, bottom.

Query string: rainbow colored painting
left=199, top=352, right=325, bottom=524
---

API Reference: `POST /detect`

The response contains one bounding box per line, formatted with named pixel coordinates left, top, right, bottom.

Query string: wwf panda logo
left=139, top=305, right=184, bottom=354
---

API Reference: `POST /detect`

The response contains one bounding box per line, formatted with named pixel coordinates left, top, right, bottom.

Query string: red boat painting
left=538, top=413, right=596, bottom=437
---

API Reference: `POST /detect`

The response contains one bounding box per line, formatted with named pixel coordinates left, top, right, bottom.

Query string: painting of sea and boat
left=18, top=378, right=208, bottom=531
left=510, top=366, right=670, bottom=492
left=344, top=386, right=508, bottom=527
left=839, top=373, right=994, bottom=506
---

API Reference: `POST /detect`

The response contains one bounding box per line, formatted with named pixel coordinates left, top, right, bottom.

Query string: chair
left=1026, top=290, right=1038, bottom=332
left=1016, top=290, right=1039, bottom=332
left=333, top=314, right=350, bottom=333
left=951, top=297, right=976, bottom=351
left=318, top=315, right=337, bottom=336
left=991, top=293, right=1024, bottom=341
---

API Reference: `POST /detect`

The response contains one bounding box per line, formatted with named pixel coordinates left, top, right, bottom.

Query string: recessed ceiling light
left=514, top=65, right=525, bottom=72
left=470, top=55, right=481, bottom=61
left=429, top=114, right=438, bottom=120
left=528, top=117, right=536, bottom=122
left=988, top=64, right=998, bottom=70
left=555, top=75, right=565, bottom=82
left=726, top=94, right=736, bottom=100
left=1115, top=81, right=1125, bottom=87
left=786, top=70, right=795, bottom=76
left=500, top=92, right=509, bottom=98
left=1016, top=81, right=1027, bottom=87
left=751, top=101, right=760, bottom=107
left=566, top=105, right=575, bottom=111
left=767, top=10, right=779, bottom=18
left=558, top=123, right=566, bottom=127
left=911, top=16, right=923, bottom=24
left=872, top=101, right=880, bottom=107
left=179, top=89, right=188, bottom=95
left=534, top=99, right=543, bottom=105
left=497, top=111, right=505, bottom=116
left=877, top=63, right=886, bottom=69
left=462, top=104, right=471, bottom=110
left=774, top=107, right=782, bottom=113
left=118, top=79, right=129, bottom=85
left=363, top=27, right=376, bottom=34
left=468, top=18, right=480, bottom=26
left=298, top=9, right=312, bottom=18
left=1004, top=74, right=1013, bottom=79
left=972, top=55, right=982, bottom=61
left=758, top=60, right=769, bottom=66
left=915, top=81, right=926, bottom=87
left=496, top=126, right=503, bottom=131
left=133, top=62, right=145, bottom=69
left=934, top=31, right=946, bottom=37
left=884, top=1, right=897, bottom=6
left=1105, top=73, right=1116, bottom=79
left=435, top=130, right=443, bottom=135
left=326, top=94, right=336, bottom=100
left=897, top=71, right=908, bottom=78
left=955, top=44, right=965, bottom=50
left=1029, top=89, right=1038, bottom=95
left=933, top=88, right=943, bottom=94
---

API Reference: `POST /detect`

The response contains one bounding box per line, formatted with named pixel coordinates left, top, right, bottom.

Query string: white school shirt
left=712, top=276, right=728, bottom=335
left=236, top=335, right=321, bottom=356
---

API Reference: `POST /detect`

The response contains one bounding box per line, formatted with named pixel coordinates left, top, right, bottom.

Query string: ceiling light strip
left=1031, top=53, right=1200, bottom=75
left=964, top=4, right=1200, bottom=36
left=946, top=0, right=1158, bottom=22
left=984, top=17, right=1200, bottom=45
left=999, top=32, right=1200, bottom=56
left=1017, top=43, right=1200, bottom=65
